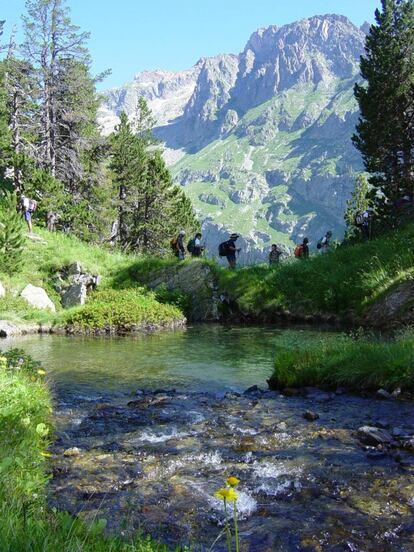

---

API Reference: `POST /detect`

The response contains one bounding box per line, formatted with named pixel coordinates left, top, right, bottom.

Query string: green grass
left=218, top=223, right=414, bottom=319
left=0, top=350, right=172, bottom=551
left=268, top=329, right=414, bottom=391
left=65, top=288, right=183, bottom=330
left=0, top=228, right=185, bottom=329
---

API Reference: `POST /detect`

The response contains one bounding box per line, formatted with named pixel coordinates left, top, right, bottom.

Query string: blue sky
left=2, top=0, right=381, bottom=89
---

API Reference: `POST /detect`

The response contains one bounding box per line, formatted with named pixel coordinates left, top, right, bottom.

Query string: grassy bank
left=218, top=223, right=414, bottom=319
left=0, top=227, right=185, bottom=331
left=268, top=329, right=414, bottom=392
left=0, top=350, right=171, bottom=551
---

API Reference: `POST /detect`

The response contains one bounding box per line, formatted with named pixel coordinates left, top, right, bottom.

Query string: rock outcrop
left=54, top=262, right=100, bottom=308
left=364, top=280, right=414, bottom=328
left=131, top=261, right=219, bottom=322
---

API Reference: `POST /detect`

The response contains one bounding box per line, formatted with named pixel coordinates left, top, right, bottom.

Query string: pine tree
left=109, top=111, right=146, bottom=247
left=353, top=0, right=414, bottom=218
left=109, top=106, right=199, bottom=253
left=0, top=192, right=26, bottom=274
left=22, top=0, right=90, bottom=177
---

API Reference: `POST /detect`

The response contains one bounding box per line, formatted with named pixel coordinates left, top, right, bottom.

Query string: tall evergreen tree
left=22, top=0, right=90, bottom=176
left=353, top=0, right=414, bottom=217
left=109, top=107, right=199, bottom=253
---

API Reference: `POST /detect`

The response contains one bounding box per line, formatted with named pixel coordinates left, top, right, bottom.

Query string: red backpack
left=294, top=244, right=304, bottom=258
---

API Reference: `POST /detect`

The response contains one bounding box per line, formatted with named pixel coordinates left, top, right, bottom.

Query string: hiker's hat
left=179, top=230, right=186, bottom=236
left=230, top=233, right=239, bottom=239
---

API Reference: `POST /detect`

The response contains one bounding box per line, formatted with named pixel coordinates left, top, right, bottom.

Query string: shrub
left=65, top=288, right=183, bottom=330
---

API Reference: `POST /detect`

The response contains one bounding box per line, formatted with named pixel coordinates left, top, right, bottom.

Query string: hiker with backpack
left=294, top=237, right=309, bottom=260
left=187, top=232, right=204, bottom=257
left=317, top=231, right=332, bottom=253
left=355, top=210, right=371, bottom=240
left=219, top=233, right=241, bottom=269
left=171, top=230, right=186, bottom=260
left=269, top=244, right=283, bottom=266
left=20, top=195, right=37, bottom=234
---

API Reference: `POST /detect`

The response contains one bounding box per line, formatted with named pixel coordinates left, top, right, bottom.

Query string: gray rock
left=63, top=447, right=81, bottom=457
left=303, top=411, right=319, bottom=421
left=376, top=388, right=392, bottom=400
left=61, top=283, right=87, bottom=308
left=357, top=426, right=393, bottom=446
left=21, top=284, right=56, bottom=312
left=0, top=320, right=20, bottom=337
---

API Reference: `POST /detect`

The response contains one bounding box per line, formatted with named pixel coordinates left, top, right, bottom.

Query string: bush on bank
left=0, top=350, right=172, bottom=551
left=269, top=330, right=414, bottom=391
left=65, top=288, right=184, bottom=330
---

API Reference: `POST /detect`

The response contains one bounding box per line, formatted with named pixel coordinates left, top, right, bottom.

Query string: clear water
left=3, top=325, right=331, bottom=395
left=4, top=326, right=414, bottom=551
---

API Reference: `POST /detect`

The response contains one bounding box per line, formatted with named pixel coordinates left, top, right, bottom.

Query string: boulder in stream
left=357, top=426, right=393, bottom=446
left=303, top=410, right=319, bottom=421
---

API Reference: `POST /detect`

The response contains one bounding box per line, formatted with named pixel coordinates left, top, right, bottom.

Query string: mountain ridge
left=98, top=14, right=366, bottom=262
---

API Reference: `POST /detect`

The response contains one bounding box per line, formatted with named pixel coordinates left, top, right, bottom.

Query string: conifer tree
left=109, top=106, right=199, bottom=253
left=353, top=0, right=414, bottom=216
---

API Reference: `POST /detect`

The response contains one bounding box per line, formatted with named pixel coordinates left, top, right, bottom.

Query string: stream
left=4, top=326, right=414, bottom=551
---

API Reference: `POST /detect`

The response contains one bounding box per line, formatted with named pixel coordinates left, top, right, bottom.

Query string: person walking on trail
left=269, top=244, right=282, bottom=266
left=294, top=237, right=309, bottom=260
left=187, top=232, right=204, bottom=257
left=20, top=195, right=37, bottom=234
left=171, top=230, right=186, bottom=260
left=318, top=231, right=332, bottom=253
left=219, top=233, right=241, bottom=269
left=355, top=210, right=371, bottom=240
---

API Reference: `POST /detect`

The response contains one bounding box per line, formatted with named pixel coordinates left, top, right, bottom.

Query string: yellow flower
left=37, top=369, right=46, bottom=376
left=214, top=487, right=238, bottom=502
left=227, top=476, right=240, bottom=487
left=0, top=356, right=7, bottom=363
left=40, top=452, right=52, bottom=458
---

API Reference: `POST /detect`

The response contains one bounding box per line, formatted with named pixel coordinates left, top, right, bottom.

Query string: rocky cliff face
left=99, top=15, right=367, bottom=262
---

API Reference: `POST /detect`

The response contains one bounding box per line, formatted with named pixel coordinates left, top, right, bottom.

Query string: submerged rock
left=303, top=411, right=319, bottom=421
left=63, top=447, right=81, bottom=457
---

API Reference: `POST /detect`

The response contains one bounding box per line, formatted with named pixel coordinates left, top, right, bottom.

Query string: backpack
left=355, top=212, right=365, bottom=226
left=170, top=237, right=178, bottom=251
left=187, top=239, right=195, bottom=253
left=218, top=241, right=230, bottom=257
left=294, top=244, right=304, bottom=258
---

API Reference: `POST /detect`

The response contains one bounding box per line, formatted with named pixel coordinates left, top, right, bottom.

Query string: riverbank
left=122, top=223, right=414, bottom=328
left=0, top=350, right=171, bottom=551
left=0, top=228, right=185, bottom=335
left=268, top=329, right=414, bottom=394
left=3, top=223, right=414, bottom=332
